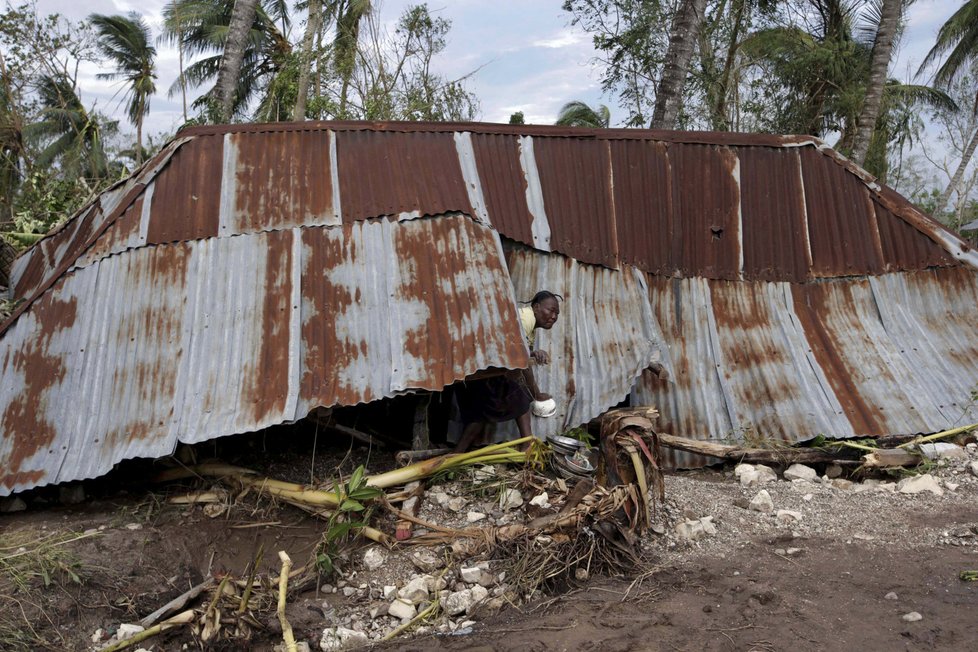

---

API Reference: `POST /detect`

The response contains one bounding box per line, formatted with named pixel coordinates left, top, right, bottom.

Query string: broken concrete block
left=896, top=474, right=944, bottom=496
left=783, top=464, right=818, bottom=482
left=387, top=599, right=416, bottom=621
left=362, top=547, right=386, bottom=571
left=749, top=489, right=774, bottom=513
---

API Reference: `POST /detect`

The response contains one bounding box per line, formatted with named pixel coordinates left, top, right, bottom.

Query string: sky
left=29, top=0, right=961, bottom=142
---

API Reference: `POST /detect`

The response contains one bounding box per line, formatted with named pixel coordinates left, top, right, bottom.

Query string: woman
left=454, top=290, right=562, bottom=452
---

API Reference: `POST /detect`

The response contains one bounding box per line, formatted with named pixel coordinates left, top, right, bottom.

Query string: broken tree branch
left=138, top=577, right=215, bottom=629
left=656, top=433, right=847, bottom=465
left=276, top=551, right=297, bottom=652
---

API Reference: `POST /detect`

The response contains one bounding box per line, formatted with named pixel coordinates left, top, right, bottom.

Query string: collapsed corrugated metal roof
left=3, top=121, right=978, bottom=494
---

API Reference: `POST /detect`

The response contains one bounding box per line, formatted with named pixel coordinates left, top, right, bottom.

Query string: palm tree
left=651, top=0, right=709, bottom=129
left=160, top=2, right=190, bottom=122
left=164, top=0, right=292, bottom=121
left=294, top=0, right=324, bottom=120
left=89, top=13, right=157, bottom=165
left=919, top=0, right=978, bottom=214
left=25, top=75, right=114, bottom=183
left=851, top=0, right=904, bottom=165
left=555, top=101, right=611, bottom=128
left=215, top=0, right=261, bottom=121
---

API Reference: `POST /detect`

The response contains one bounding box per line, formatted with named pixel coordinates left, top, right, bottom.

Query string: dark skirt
left=455, top=371, right=533, bottom=425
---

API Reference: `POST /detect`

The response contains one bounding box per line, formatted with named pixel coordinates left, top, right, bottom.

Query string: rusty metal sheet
left=609, top=140, right=674, bottom=274
left=875, top=201, right=956, bottom=271
left=146, top=135, right=223, bottom=244
left=468, top=132, right=535, bottom=245
left=222, top=130, right=339, bottom=233
left=504, top=246, right=667, bottom=438
left=739, top=148, right=810, bottom=282
left=800, top=148, right=884, bottom=277
left=336, top=130, right=472, bottom=222
left=0, top=213, right=527, bottom=495
left=669, top=143, right=742, bottom=280
left=531, top=137, right=618, bottom=268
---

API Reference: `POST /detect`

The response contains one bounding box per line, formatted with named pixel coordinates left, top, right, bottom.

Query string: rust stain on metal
left=790, top=282, right=883, bottom=433
left=147, top=135, right=222, bottom=244
left=248, top=229, right=294, bottom=422
left=874, top=201, right=955, bottom=271
left=336, top=130, right=471, bottom=221
left=800, top=148, right=883, bottom=277
left=470, top=133, right=535, bottom=245
left=532, top=137, right=618, bottom=268
left=230, top=130, right=334, bottom=232
left=609, top=140, right=673, bottom=274
left=739, top=148, right=809, bottom=282
left=669, top=144, right=741, bottom=280
left=1, top=294, right=77, bottom=491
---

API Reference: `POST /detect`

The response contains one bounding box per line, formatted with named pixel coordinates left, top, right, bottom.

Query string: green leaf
left=327, top=521, right=354, bottom=540
left=349, top=486, right=382, bottom=501
left=340, top=499, right=365, bottom=512
left=349, top=465, right=365, bottom=492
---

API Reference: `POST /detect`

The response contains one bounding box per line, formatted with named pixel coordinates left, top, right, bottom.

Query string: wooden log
left=139, top=578, right=214, bottom=629
left=861, top=448, right=921, bottom=468
left=656, top=433, right=850, bottom=465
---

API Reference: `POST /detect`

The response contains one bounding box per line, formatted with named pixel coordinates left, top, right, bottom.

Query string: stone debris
left=749, top=489, right=775, bottom=514
left=901, top=611, right=923, bottom=623
left=783, top=464, right=818, bottom=482
left=466, top=511, right=487, bottom=523
left=675, top=516, right=717, bottom=541
left=410, top=549, right=444, bottom=573
left=443, top=589, right=474, bottom=615
left=320, top=626, right=369, bottom=651
left=388, top=598, right=417, bottom=621
left=896, top=474, right=944, bottom=496
left=529, top=492, right=550, bottom=508
left=397, top=577, right=429, bottom=604
left=776, top=510, right=803, bottom=524
left=498, top=488, right=523, bottom=510
left=885, top=592, right=899, bottom=600
left=116, top=624, right=145, bottom=641
left=362, top=547, right=387, bottom=571
left=969, top=461, right=978, bottom=478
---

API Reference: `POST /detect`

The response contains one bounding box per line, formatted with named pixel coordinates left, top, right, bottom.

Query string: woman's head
left=530, top=290, right=561, bottom=330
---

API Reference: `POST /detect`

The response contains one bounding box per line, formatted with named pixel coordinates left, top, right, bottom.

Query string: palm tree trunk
left=136, top=115, right=143, bottom=166
left=937, top=124, right=978, bottom=216
left=651, top=0, right=708, bottom=129
left=851, top=0, right=902, bottom=165
left=179, top=29, right=187, bottom=122
left=294, top=0, right=323, bottom=121
left=215, top=0, right=260, bottom=123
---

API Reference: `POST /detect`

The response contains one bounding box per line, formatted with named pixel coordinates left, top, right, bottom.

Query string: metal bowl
left=547, top=434, right=584, bottom=456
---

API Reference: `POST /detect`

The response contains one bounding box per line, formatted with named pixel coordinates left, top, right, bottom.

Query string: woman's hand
left=534, top=392, right=552, bottom=402
left=531, top=349, right=550, bottom=365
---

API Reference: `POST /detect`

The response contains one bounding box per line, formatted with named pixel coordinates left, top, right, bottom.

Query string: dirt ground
left=1, top=437, right=977, bottom=652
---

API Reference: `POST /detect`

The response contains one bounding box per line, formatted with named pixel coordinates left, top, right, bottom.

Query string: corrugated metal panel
left=336, top=130, right=472, bottom=221
left=739, top=148, right=810, bottom=282
left=223, top=130, right=339, bottom=233
left=800, top=147, right=884, bottom=276
left=0, top=213, right=528, bottom=495
left=669, top=143, right=741, bottom=280
left=469, top=133, right=536, bottom=245
left=147, top=135, right=223, bottom=244
left=531, top=137, right=618, bottom=268
left=633, top=268, right=978, bottom=468
left=505, top=246, right=667, bottom=438
left=609, top=140, right=674, bottom=274
left=874, top=200, right=955, bottom=271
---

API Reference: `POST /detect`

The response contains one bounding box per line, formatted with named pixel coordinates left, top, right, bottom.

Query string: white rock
left=431, top=491, right=451, bottom=506
left=919, top=443, right=968, bottom=461
left=902, top=611, right=923, bottom=623
left=277, top=644, right=312, bottom=652
left=320, top=626, right=369, bottom=650
left=382, top=585, right=397, bottom=600
left=424, top=575, right=448, bottom=593
left=675, top=517, right=717, bottom=541
left=116, top=624, right=145, bottom=641
left=124, top=523, right=143, bottom=531
left=969, top=461, right=978, bottom=478
left=466, top=511, right=487, bottom=523
left=362, top=547, right=386, bottom=571
left=397, top=577, right=429, bottom=604
left=529, top=492, right=550, bottom=507
left=885, top=592, right=899, bottom=600
left=749, top=490, right=774, bottom=514
left=776, top=510, right=803, bottom=524
left=738, top=468, right=760, bottom=487
left=755, top=465, right=778, bottom=484
left=897, top=474, right=944, bottom=496
left=472, top=465, right=496, bottom=480
left=498, top=488, right=523, bottom=510
left=783, top=464, right=818, bottom=482
left=733, top=463, right=755, bottom=479
left=830, top=478, right=854, bottom=490
left=946, top=482, right=960, bottom=492
left=447, top=497, right=467, bottom=512
left=802, top=493, right=814, bottom=502
left=91, top=629, right=104, bottom=643
left=469, top=584, right=489, bottom=611
left=460, top=566, right=482, bottom=583
left=443, top=589, right=473, bottom=616
left=410, top=549, right=444, bottom=573
left=388, top=599, right=417, bottom=621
